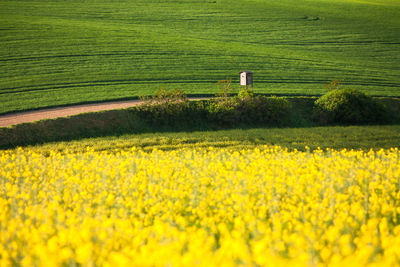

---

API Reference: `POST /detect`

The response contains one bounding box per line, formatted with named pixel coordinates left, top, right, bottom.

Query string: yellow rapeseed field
left=1, top=146, right=400, bottom=266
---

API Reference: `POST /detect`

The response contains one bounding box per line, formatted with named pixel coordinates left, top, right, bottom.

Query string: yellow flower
left=1, top=146, right=400, bottom=266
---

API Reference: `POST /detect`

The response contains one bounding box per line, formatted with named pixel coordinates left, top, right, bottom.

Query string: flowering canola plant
left=1, top=146, right=400, bottom=266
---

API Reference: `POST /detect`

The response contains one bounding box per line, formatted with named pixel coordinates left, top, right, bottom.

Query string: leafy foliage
left=206, top=98, right=239, bottom=126
left=137, top=88, right=195, bottom=128
left=206, top=95, right=292, bottom=127
left=236, top=95, right=292, bottom=125
left=238, top=88, right=255, bottom=99
left=136, top=88, right=293, bottom=128
left=313, top=88, right=388, bottom=124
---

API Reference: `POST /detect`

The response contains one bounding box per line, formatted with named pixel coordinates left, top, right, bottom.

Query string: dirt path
left=0, top=97, right=212, bottom=128
left=0, top=99, right=143, bottom=127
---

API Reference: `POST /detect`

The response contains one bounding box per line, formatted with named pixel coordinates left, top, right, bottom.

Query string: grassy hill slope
left=1, top=0, right=399, bottom=114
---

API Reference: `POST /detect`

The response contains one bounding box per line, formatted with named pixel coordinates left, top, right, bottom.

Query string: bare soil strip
left=0, top=100, right=142, bottom=127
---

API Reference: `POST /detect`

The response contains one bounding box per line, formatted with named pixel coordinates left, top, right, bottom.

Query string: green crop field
left=26, top=125, right=400, bottom=153
left=1, top=0, right=400, bottom=114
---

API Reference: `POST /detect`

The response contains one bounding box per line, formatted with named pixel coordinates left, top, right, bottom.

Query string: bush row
left=135, top=89, right=293, bottom=129
left=136, top=87, right=390, bottom=129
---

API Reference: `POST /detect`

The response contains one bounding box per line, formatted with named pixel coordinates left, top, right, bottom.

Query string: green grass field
left=1, top=0, right=400, bottom=114
left=17, top=125, right=400, bottom=153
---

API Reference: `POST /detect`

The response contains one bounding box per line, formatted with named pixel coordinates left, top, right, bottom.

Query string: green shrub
left=206, top=98, right=239, bottom=126
left=207, top=95, right=292, bottom=126
left=236, top=95, right=292, bottom=125
left=313, top=88, right=387, bottom=124
left=136, top=88, right=191, bottom=127
left=137, top=88, right=293, bottom=128
left=238, top=88, right=254, bottom=99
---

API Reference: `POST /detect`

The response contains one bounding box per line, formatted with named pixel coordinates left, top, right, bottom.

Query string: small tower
left=239, top=71, right=253, bottom=92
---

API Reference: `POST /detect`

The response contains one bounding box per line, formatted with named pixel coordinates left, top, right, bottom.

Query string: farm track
left=0, top=100, right=143, bottom=127
left=0, top=97, right=210, bottom=127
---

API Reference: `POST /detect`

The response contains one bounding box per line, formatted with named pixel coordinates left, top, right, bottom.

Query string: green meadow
left=1, top=0, right=400, bottom=114
left=6, top=125, right=400, bottom=152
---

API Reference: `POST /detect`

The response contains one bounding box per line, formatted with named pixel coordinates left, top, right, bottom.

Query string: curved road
left=0, top=99, right=142, bottom=128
